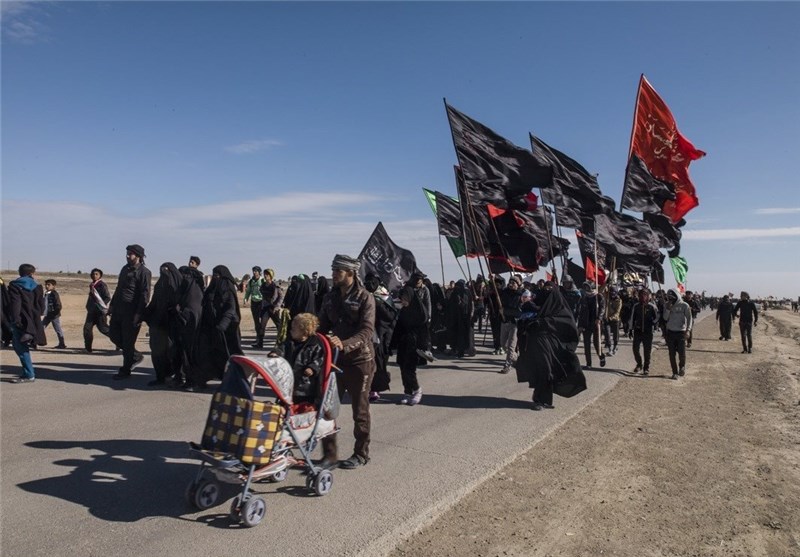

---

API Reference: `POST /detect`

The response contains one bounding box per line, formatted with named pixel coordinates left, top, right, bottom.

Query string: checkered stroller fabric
left=201, top=392, right=285, bottom=465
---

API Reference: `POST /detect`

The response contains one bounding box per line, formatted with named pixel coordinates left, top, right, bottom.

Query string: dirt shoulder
left=392, top=311, right=800, bottom=557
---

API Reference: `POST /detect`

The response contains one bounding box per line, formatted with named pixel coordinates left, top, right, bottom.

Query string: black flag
left=643, top=212, right=684, bottom=250
left=593, top=212, right=661, bottom=260
left=530, top=133, right=616, bottom=228
left=358, top=222, right=420, bottom=292
left=446, top=103, right=552, bottom=208
left=566, top=258, right=586, bottom=287
left=621, top=155, right=677, bottom=214
left=433, top=190, right=464, bottom=240
left=616, top=251, right=665, bottom=277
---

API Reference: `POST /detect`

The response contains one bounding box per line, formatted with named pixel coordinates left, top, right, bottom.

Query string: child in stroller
left=270, top=313, right=324, bottom=409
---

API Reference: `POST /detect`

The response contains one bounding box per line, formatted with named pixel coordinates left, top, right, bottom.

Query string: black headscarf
left=289, top=274, right=315, bottom=317
left=143, top=262, right=182, bottom=325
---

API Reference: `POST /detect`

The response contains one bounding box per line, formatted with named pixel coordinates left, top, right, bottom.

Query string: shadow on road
left=411, top=393, right=534, bottom=410
left=18, top=439, right=214, bottom=522
left=585, top=367, right=674, bottom=380
left=1, top=362, right=220, bottom=393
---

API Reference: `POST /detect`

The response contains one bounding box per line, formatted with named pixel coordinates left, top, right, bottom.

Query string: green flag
left=669, top=255, right=688, bottom=286
left=422, top=188, right=466, bottom=258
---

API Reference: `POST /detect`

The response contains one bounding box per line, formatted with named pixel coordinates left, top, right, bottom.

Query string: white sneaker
left=416, top=349, right=435, bottom=362
left=408, top=389, right=422, bottom=406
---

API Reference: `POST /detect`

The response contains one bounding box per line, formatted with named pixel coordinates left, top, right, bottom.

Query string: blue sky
left=2, top=1, right=799, bottom=297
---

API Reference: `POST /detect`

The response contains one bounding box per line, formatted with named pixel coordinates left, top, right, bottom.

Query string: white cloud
left=683, top=227, right=800, bottom=241
left=1, top=1, right=49, bottom=44
left=754, top=207, right=800, bottom=215
left=224, top=139, right=283, bottom=154
left=0, top=193, right=454, bottom=281
left=160, top=192, right=381, bottom=222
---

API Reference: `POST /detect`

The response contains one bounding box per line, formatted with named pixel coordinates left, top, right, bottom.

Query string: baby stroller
left=186, top=333, right=340, bottom=527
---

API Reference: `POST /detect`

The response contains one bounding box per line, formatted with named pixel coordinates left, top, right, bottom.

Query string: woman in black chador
left=288, top=274, right=315, bottom=318
left=516, top=286, right=585, bottom=411
left=192, top=265, right=242, bottom=391
left=143, top=262, right=183, bottom=386
left=175, top=265, right=204, bottom=388
left=446, top=280, right=474, bottom=358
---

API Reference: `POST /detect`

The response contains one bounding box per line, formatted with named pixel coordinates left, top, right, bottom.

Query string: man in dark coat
left=576, top=281, right=605, bottom=369
left=7, top=264, right=47, bottom=383
left=628, top=288, right=659, bottom=374
left=716, top=294, right=734, bottom=341
left=109, top=244, right=152, bottom=379
left=318, top=254, right=376, bottom=470
left=516, top=287, right=584, bottom=410
left=733, top=291, right=759, bottom=354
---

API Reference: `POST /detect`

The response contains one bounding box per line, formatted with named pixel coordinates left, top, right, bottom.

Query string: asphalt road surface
left=0, top=321, right=663, bottom=557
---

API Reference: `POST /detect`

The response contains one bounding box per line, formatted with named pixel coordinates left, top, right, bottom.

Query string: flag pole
left=438, top=233, right=446, bottom=286
left=620, top=74, right=645, bottom=209
left=539, top=191, right=557, bottom=281
left=445, top=99, right=500, bottom=316
left=593, top=224, right=606, bottom=367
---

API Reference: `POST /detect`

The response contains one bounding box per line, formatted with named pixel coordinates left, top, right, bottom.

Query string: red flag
left=546, top=271, right=554, bottom=282
left=629, top=75, right=706, bottom=223
left=585, top=257, right=606, bottom=286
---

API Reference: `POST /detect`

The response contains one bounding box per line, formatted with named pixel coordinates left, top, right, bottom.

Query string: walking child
left=42, top=279, right=67, bottom=348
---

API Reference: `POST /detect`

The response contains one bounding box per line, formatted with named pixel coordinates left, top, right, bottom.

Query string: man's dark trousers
left=109, top=306, right=142, bottom=372
left=740, top=320, right=754, bottom=351
left=632, top=329, right=653, bottom=369
left=322, top=359, right=376, bottom=462
left=665, top=330, right=686, bottom=374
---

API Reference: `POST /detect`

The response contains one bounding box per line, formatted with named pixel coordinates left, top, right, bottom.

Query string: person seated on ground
left=269, top=312, right=325, bottom=406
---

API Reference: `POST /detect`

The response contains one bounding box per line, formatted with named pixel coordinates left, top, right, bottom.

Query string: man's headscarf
left=126, top=244, right=146, bottom=258
left=332, top=254, right=360, bottom=272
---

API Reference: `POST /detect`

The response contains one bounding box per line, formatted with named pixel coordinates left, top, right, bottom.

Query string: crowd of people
left=0, top=243, right=784, bottom=467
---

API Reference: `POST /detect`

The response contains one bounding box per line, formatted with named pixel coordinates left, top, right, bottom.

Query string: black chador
left=289, top=275, right=315, bottom=318
left=193, top=265, right=242, bottom=390
left=516, top=289, right=585, bottom=409
left=143, top=262, right=183, bottom=385
left=446, top=280, right=474, bottom=358
left=176, top=265, right=204, bottom=388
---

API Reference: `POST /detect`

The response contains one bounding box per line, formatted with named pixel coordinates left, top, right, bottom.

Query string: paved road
left=1, top=318, right=683, bottom=557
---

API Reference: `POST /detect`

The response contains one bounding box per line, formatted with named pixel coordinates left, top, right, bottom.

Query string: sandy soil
left=392, top=309, right=800, bottom=557
left=10, top=275, right=800, bottom=555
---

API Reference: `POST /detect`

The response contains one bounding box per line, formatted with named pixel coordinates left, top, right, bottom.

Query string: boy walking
left=84, top=268, right=111, bottom=352
left=42, top=279, right=67, bottom=348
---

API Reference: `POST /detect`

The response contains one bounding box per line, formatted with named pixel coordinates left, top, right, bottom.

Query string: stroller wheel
left=229, top=494, right=243, bottom=522
left=268, top=469, right=288, bottom=483
left=313, top=470, right=333, bottom=496
left=192, top=479, right=221, bottom=510
left=240, top=495, right=267, bottom=528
